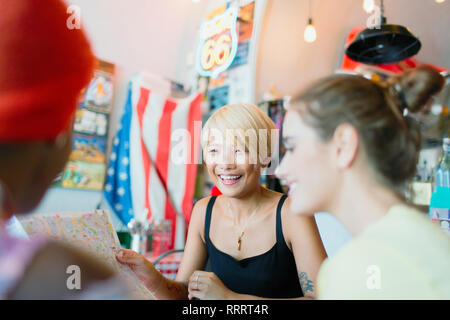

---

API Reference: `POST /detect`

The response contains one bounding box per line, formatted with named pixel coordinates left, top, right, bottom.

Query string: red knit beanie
left=0, top=0, right=95, bottom=142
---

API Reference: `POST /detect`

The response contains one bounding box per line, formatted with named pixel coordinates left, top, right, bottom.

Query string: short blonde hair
left=201, top=103, right=277, bottom=165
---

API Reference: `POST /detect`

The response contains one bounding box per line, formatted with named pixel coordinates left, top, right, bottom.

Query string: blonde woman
left=275, top=66, right=450, bottom=299
left=117, top=103, right=327, bottom=299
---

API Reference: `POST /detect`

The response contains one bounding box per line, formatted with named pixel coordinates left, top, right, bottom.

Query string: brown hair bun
left=385, top=66, right=445, bottom=114
left=290, top=67, right=445, bottom=191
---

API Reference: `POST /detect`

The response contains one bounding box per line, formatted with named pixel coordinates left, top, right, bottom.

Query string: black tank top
left=204, top=195, right=304, bottom=298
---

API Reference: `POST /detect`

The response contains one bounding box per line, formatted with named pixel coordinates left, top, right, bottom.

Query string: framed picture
left=73, top=108, right=108, bottom=137
left=61, top=160, right=106, bottom=191
left=84, top=60, right=115, bottom=113
left=59, top=58, right=114, bottom=191
left=70, top=133, right=107, bottom=163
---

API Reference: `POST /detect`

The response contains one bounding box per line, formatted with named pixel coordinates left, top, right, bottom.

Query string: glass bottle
left=434, top=138, right=450, bottom=189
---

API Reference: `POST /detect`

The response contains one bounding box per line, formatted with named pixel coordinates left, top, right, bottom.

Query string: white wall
left=256, top=0, right=450, bottom=100
left=315, top=212, right=352, bottom=257
left=66, top=0, right=210, bottom=142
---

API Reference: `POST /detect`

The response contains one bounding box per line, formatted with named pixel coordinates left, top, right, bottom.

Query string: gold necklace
left=227, top=200, right=262, bottom=251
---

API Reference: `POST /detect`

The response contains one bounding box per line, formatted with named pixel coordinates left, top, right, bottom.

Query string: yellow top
left=317, top=205, right=450, bottom=299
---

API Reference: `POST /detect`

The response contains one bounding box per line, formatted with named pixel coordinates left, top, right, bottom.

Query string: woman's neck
left=224, top=185, right=268, bottom=221
left=331, top=173, right=405, bottom=237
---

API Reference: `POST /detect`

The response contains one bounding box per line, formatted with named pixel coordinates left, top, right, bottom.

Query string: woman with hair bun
left=275, top=66, right=450, bottom=299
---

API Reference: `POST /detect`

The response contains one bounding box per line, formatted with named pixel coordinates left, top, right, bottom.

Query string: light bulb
left=304, top=19, right=317, bottom=43
left=363, top=0, right=375, bottom=13
left=435, top=0, right=445, bottom=3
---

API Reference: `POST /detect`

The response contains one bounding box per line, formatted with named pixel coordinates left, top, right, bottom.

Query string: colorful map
left=18, top=210, right=154, bottom=299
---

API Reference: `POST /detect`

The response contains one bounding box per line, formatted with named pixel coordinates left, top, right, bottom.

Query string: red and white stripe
left=129, top=76, right=202, bottom=250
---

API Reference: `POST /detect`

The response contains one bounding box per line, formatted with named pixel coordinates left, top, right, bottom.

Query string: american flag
left=126, top=75, right=202, bottom=250
left=103, top=83, right=134, bottom=225
left=104, top=75, right=202, bottom=249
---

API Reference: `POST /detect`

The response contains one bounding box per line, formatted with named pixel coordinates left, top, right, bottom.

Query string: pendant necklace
left=227, top=200, right=262, bottom=251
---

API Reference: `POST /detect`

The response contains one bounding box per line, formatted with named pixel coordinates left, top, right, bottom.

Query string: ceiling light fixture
left=304, top=0, right=317, bottom=43
left=346, top=0, right=421, bottom=64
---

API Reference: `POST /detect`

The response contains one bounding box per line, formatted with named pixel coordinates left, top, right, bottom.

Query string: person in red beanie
left=0, top=0, right=129, bottom=299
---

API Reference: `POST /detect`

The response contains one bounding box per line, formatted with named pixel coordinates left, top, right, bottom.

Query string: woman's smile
left=217, top=174, right=243, bottom=186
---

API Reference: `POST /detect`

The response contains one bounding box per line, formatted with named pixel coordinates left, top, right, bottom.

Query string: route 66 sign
left=196, top=7, right=239, bottom=79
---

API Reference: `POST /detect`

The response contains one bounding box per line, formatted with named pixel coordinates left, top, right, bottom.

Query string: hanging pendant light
left=304, top=18, right=317, bottom=43
left=346, top=0, right=421, bottom=64
left=304, top=0, right=317, bottom=43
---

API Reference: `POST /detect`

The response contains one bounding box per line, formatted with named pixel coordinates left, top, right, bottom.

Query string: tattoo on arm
left=298, top=272, right=314, bottom=294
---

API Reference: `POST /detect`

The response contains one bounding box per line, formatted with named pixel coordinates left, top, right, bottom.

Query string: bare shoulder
left=191, top=196, right=213, bottom=221
left=190, top=196, right=213, bottom=242
left=280, top=196, right=317, bottom=237
left=263, top=189, right=286, bottom=209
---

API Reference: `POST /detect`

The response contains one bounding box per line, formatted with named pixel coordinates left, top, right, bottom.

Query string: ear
left=332, top=123, right=359, bottom=169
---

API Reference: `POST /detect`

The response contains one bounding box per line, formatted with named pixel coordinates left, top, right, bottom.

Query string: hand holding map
left=18, top=210, right=154, bottom=299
